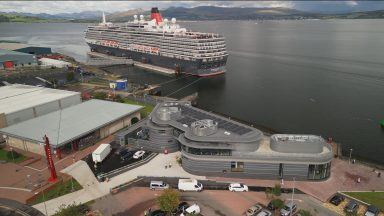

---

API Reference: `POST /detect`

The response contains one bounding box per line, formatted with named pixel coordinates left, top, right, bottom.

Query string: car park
left=344, top=200, right=359, bottom=213
left=229, top=183, right=249, bottom=192
left=150, top=181, right=169, bottom=190
left=180, top=204, right=200, bottom=216
left=172, top=202, right=190, bottom=215
left=121, top=151, right=134, bottom=161
left=246, top=203, right=263, bottom=216
left=330, top=194, right=345, bottom=206
left=256, top=209, right=272, bottom=216
left=133, top=150, right=145, bottom=159
left=280, top=201, right=297, bottom=216
left=115, top=147, right=129, bottom=156
left=365, top=205, right=379, bottom=216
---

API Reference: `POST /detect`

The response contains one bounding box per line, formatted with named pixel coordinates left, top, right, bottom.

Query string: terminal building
left=122, top=101, right=333, bottom=181
left=0, top=99, right=143, bottom=156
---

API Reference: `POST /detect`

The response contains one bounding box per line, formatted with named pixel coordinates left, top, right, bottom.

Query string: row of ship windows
left=88, top=33, right=226, bottom=48
left=89, top=36, right=226, bottom=54
left=181, top=145, right=232, bottom=156
left=86, top=30, right=225, bottom=44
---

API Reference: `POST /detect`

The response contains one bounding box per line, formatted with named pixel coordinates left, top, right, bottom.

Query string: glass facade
left=307, top=162, right=331, bottom=180
left=181, top=145, right=231, bottom=156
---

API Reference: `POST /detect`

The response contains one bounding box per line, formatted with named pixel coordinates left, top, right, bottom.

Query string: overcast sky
left=1, top=1, right=384, bottom=14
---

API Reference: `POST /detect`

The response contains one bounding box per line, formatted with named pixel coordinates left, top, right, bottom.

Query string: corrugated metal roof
left=0, top=99, right=143, bottom=147
left=0, top=43, right=29, bottom=50
left=0, top=84, right=80, bottom=115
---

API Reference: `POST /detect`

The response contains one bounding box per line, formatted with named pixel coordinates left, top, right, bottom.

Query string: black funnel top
left=151, top=7, right=159, bottom=13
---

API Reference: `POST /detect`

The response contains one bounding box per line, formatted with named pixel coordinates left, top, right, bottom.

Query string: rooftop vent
left=157, top=106, right=180, bottom=121
left=191, top=119, right=218, bottom=136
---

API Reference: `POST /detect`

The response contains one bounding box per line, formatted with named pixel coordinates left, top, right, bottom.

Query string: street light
left=349, top=148, right=353, bottom=164
left=71, top=155, right=75, bottom=191
left=35, top=174, right=48, bottom=216
left=290, top=177, right=296, bottom=216
left=10, top=147, right=14, bottom=162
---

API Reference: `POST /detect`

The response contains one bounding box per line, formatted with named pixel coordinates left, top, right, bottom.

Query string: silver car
left=246, top=204, right=262, bottom=216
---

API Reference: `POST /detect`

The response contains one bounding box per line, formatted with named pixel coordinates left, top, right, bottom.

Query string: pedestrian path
left=33, top=152, right=205, bottom=215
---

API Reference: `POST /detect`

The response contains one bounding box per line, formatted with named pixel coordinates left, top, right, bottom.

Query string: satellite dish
left=134, top=15, right=138, bottom=19
left=171, top=18, right=176, bottom=23
left=163, top=18, right=168, bottom=23
left=140, top=15, right=144, bottom=20
left=2, top=134, right=7, bottom=139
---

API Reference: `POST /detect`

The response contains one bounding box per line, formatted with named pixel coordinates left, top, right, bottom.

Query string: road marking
left=0, top=186, right=32, bottom=192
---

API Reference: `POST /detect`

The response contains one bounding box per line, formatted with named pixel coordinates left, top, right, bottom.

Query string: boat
left=84, top=8, right=228, bottom=77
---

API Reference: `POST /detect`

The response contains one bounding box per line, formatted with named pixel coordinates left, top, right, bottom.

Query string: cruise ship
left=84, top=8, right=228, bottom=76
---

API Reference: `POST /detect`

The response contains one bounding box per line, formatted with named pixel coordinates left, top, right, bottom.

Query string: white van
left=178, top=179, right=203, bottom=192
left=180, top=204, right=200, bottom=216
left=150, top=181, right=169, bottom=190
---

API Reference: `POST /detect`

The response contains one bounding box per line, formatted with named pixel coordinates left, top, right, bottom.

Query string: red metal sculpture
left=43, top=135, right=57, bottom=182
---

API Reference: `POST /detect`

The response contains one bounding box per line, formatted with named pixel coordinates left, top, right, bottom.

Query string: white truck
left=92, top=143, right=111, bottom=163
left=178, top=179, right=203, bottom=192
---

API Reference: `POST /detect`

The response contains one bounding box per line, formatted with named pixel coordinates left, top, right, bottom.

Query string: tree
left=6, top=150, right=20, bottom=160
left=66, top=71, right=75, bottom=82
left=156, top=189, right=180, bottom=215
left=271, top=198, right=284, bottom=215
left=52, top=203, right=87, bottom=216
left=298, top=209, right=313, bottom=216
left=92, top=92, right=107, bottom=100
left=265, top=184, right=281, bottom=200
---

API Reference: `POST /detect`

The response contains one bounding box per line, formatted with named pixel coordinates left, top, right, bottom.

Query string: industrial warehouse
left=0, top=49, right=38, bottom=69
left=0, top=84, right=81, bottom=128
left=0, top=85, right=143, bottom=156
left=118, top=101, right=333, bottom=181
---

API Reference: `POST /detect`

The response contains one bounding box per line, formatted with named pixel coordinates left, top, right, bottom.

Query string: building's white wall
left=34, top=100, right=60, bottom=117
left=7, top=136, right=44, bottom=155
left=6, top=108, right=35, bottom=125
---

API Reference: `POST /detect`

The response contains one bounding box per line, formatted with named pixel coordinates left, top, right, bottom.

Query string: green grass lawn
left=122, top=98, right=154, bottom=118
left=344, top=192, right=384, bottom=210
left=0, top=148, right=27, bottom=163
left=30, top=179, right=83, bottom=205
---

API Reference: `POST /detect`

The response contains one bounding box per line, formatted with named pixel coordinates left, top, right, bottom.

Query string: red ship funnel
left=150, top=7, right=163, bottom=24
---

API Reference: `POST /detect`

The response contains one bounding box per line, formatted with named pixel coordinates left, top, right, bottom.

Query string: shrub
left=6, top=150, right=20, bottom=160
left=156, top=189, right=180, bottom=214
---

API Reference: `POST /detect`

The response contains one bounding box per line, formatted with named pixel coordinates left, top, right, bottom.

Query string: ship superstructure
left=85, top=8, right=228, bottom=76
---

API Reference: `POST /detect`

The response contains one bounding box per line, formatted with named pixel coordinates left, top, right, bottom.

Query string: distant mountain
left=160, top=6, right=311, bottom=20
left=1, top=6, right=384, bottom=23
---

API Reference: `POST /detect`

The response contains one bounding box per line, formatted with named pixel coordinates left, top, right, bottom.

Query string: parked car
left=330, top=194, right=345, bottom=206
left=115, top=147, right=129, bottom=156
left=256, top=209, right=272, bottom=216
left=246, top=203, right=263, bottom=216
left=229, top=183, right=249, bottom=192
left=149, top=209, right=166, bottom=216
left=344, top=200, right=359, bottom=213
left=172, top=202, right=190, bottom=215
left=121, top=151, right=134, bottom=161
left=365, top=205, right=379, bottom=216
left=133, top=150, right=146, bottom=159
left=180, top=204, right=200, bottom=216
left=280, top=201, right=297, bottom=216
left=150, top=181, right=169, bottom=190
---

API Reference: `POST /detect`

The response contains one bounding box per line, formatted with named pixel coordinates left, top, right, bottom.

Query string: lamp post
left=10, top=147, right=14, bottom=162
left=290, top=177, right=296, bottom=216
left=349, top=148, right=353, bottom=164
left=36, top=174, right=48, bottom=216
left=71, top=155, right=75, bottom=191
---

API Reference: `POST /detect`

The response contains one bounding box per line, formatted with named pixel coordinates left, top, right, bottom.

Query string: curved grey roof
left=150, top=101, right=263, bottom=143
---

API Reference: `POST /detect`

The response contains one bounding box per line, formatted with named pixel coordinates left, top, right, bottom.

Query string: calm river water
left=0, top=20, right=383, bottom=164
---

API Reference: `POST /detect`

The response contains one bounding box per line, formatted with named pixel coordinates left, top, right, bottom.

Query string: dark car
left=365, top=205, right=380, bottom=216
left=114, top=146, right=128, bottom=155
left=330, top=194, right=345, bottom=206
left=121, top=151, right=134, bottom=161
left=172, top=202, right=190, bottom=215
left=344, top=200, right=359, bottom=213
left=267, top=201, right=277, bottom=211
left=149, top=209, right=166, bottom=216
